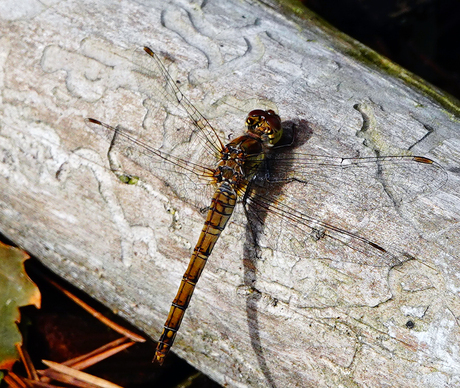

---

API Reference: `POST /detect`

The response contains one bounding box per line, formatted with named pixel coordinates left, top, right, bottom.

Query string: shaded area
left=302, top=0, right=460, bottom=99
left=242, top=119, right=312, bottom=388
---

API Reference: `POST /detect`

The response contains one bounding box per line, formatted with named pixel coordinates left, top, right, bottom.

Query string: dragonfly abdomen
left=155, top=181, right=237, bottom=365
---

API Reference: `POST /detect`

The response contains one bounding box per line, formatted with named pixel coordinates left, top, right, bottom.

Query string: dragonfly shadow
left=241, top=119, right=312, bottom=387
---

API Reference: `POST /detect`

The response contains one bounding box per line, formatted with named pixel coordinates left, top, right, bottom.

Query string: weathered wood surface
left=1, top=0, right=460, bottom=387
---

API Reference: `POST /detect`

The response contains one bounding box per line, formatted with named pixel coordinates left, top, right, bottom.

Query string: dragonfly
left=86, top=46, right=447, bottom=365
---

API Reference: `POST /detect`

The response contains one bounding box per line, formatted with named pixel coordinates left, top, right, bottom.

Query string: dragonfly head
left=246, top=109, right=282, bottom=147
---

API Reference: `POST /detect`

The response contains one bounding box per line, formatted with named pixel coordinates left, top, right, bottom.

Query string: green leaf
left=0, top=242, right=40, bottom=371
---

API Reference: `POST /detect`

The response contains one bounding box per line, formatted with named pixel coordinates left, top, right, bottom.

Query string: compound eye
left=265, top=113, right=281, bottom=131
left=247, top=109, right=266, bottom=118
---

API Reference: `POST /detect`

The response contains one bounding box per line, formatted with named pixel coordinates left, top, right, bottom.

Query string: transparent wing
left=245, top=188, right=404, bottom=267
left=244, top=153, right=447, bottom=267
left=130, top=47, right=225, bottom=164
left=86, top=118, right=217, bottom=210
left=263, top=153, right=447, bottom=210
left=86, top=46, right=236, bottom=209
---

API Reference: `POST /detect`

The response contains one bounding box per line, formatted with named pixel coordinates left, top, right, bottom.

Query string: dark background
left=302, top=0, right=460, bottom=100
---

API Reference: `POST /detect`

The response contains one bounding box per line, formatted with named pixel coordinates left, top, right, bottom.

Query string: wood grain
left=1, top=1, right=459, bottom=387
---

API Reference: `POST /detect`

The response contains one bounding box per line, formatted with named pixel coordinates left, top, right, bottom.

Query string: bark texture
left=1, top=0, right=459, bottom=387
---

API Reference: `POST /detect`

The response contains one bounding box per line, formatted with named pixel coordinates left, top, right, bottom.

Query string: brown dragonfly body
left=154, top=109, right=283, bottom=364
left=86, top=46, right=447, bottom=366
left=89, top=103, right=283, bottom=364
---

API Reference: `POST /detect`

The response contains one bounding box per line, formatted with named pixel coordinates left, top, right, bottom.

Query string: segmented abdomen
left=155, top=181, right=237, bottom=365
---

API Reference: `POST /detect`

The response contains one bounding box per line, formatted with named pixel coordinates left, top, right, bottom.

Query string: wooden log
left=1, top=0, right=459, bottom=387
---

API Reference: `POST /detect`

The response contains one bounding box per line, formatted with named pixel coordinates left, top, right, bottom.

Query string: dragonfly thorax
left=214, top=134, right=267, bottom=195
